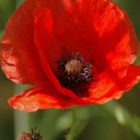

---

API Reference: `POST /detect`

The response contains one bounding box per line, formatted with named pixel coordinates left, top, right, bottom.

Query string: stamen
left=55, top=52, right=93, bottom=97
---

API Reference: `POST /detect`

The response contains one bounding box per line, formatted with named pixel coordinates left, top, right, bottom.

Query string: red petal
left=60, top=0, right=139, bottom=99
left=88, top=69, right=119, bottom=99
left=96, top=64, right=140, bottom=104
left=34, top=7, right=65, bottom=73
left=60, top=0, right=99, bottom=63
left=37, top=48, right=80, bottom=99
left=60, top=0, right=138, bottom=77
left=34, top=7, right=81, bottom=99
left=123, top=13, right=139, bottom=63
left=0, top=0, right=48, bottom=85
left=8, top=86, right=89, bottom=112
left=40, top=0, right=77, bottom=15
left=0, top=0, right=78, bottom=85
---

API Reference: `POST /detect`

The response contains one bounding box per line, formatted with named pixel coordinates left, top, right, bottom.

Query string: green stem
left=67, top=106, right=77, bottom=140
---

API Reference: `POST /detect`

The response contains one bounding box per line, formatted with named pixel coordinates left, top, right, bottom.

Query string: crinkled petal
left=34, top=7, right=65, bottom=72
left=123, top=11, right=139, bottom=63
left=0, top=0, right=78, bottom=85
left=8, top=86, right=90, bottom=112
left=96, top=64, right=140, bottom=104
left=34, top=7, right=80, bottom=99
left=0, top=0, right=48, bottom=85
left=60, top=0, right=139, bottom=99
left=37, top=49, right=80, bottom=99
left=40, top=0, right=77, bottom=15
left=60, top=0, right=138, bottom=76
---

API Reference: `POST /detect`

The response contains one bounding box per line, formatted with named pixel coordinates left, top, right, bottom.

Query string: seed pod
left=65, top=59, right=82, bottom=76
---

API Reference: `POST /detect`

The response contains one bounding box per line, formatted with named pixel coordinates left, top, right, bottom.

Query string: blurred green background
left=0, top=0, right=140, bottom=140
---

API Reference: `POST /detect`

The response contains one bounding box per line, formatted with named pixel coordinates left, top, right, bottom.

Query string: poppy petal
left=34, top=7, right=81, bottom=99
left=96, top=64, right=140, bottom=104
left=0, top=0, right=48, bottom=85
left=60, top=0, right=138, bottom=77
left=36, top=48, right=79, bottom=99
left=89, top=69, right=119, bottom=99
left=8, top=85, right=89, bottom=112
left=60, top=0, right=99, bottom=62
left=60, top=0, right=139, bottom=99
left=40, top=0, right=77, bottom=15
left=34, top=7, right=65, bottom=73
left=123, top=12, right=139, bottom=63
left=0, top=0, right=78, bottom=85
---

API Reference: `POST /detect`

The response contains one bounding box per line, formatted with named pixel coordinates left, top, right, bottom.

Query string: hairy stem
left=67, top=106, right=77, bottom=140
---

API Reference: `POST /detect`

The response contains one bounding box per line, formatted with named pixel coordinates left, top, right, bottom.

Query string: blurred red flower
left=0, top=0, right=140, bottom=112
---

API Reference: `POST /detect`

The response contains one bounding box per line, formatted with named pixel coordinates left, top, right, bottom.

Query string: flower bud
left=16, top=132, right=32, bottom=140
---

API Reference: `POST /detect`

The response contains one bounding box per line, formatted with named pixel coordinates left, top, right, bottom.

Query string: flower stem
left=67, top=106, right=77, bottom=140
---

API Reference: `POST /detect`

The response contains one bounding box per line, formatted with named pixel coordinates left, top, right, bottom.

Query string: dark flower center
left=55, top=52, right=93, bottom=97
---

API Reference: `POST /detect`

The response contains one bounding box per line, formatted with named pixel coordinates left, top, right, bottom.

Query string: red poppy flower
left=0, top=0, right=140, bottom=112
